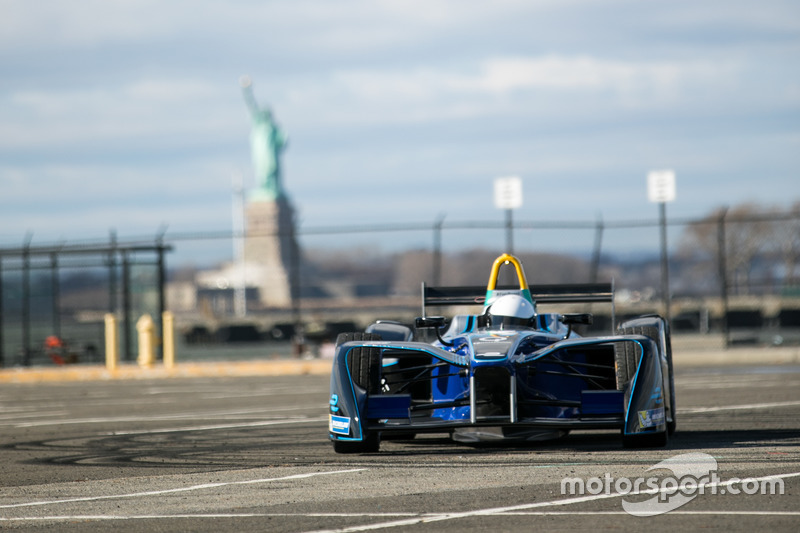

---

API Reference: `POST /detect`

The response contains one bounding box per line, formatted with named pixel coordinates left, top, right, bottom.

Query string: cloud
left=3, top=79, right=239, bottom=153
left=0, top=0, right=797, bottom=259
left=295, top=54, right=742, bottom=129
left=1, top=51, right=743, bottom=159
left=473, top=56, right=720, bottom=98
left=0, top=0, right=177, bottom=48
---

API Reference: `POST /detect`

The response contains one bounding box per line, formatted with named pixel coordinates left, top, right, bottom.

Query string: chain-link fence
left=0, top=240, right=170, bottom=367
left=670, top=206, right=800, bottom=349
left=2, top=206, right=799, bottom=366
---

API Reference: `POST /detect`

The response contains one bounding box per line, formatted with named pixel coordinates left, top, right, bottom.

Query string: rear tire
left=332, top=332, right=382, bottom=453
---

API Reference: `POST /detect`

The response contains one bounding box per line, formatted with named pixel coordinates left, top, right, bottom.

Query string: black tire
left=335, top=332, right=381, bottom=393
left=613, top=335, right=644, bottom=390
left=615, top=338, right=668, bottom=448
left=622, top=428, right=668, bottom=448
left=332, top=332, right=382, bottom=453
left=617, top=318, right=672, bottom=447
left=663, top=323, right=677, bottom=435
left=381, top=432, right=417, bottom=441
left=617, top=319, right=677, bottom=435
left=333, top=432, right=380, bottom=454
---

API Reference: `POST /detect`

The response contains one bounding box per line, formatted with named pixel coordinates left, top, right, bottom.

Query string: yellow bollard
left=162, top=311, right=176, bottom=369
left=104, top=313, right=118, bottom=371
left=136, top=314, right=155, bottom=367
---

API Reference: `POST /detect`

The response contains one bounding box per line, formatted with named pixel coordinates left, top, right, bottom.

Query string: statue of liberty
left=240, top=75, right=288, bottom=201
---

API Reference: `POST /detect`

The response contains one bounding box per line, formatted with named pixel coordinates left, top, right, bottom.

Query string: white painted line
left=498, top=511, right=800, bottom=516
left=680, top=381, right=800, bottom=390
left=11, top=406, right=323, bottom=428
left=203, top=388, right=329, bottom=400
left=107, top=415, right=329, bottom=435
left=680, top=400, right=800, bottom=414
left=0, top=410, right=70, bottom=422
left=0, top=468, right=365, bottom=510
left=3, top=510, right=799, bottom=525
left=299, top=470, right=800, bottom=533
left=0, top=512, right=422, bottom=523
left=0, top=406, right=54, bottom=414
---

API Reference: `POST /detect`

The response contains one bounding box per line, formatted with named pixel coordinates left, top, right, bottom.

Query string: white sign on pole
left=647, top=170, right=676, bottom=203
left=494, top=176, right=523, bottom=210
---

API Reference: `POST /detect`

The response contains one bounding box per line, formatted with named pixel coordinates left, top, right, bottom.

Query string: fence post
left=0, top=256, right=4, bottom=368
left=590, top=216, right=604, bottom=283
left=122, top=252, right=132, bottom=361
left=157, top=241, right=167, bottom=359
left=22, top=237, right=31, bottom=366
left=104, top=313, right=118, bottom=371
left=717, top=208, right=730, bottom=348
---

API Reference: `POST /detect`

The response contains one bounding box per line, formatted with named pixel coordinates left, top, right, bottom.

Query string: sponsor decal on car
left=329, top=394, right=340, bottom=413
left=329, top=415, right=351, bottom=435
left=637, top=407, right=665, bottom=429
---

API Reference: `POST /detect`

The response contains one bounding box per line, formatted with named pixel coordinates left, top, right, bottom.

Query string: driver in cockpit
left=484, top=294, right=536, bottom=330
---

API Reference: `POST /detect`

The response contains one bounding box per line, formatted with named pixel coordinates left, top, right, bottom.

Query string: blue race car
left=329, top=253, right=676, bottom=453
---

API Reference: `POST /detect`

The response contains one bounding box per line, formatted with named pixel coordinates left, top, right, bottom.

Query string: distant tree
left=775, top=201, right=800, bottom=287
left=390, top=250, right=437, bottom=296
left=678, top=203, right=786, bottom=295
left=300, top=248, right=395, bottom=298
left=170, top=266, right=199, bottom=282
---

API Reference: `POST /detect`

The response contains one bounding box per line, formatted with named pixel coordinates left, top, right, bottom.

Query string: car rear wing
left=421, top=281, right=615, bottom=328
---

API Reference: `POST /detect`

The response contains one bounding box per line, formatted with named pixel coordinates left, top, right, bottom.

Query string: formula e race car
left=328, top=253, right=676, bottom=453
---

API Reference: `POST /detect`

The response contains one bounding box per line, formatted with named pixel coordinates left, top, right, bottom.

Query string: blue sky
left=1, top=0, right=798, bottom=264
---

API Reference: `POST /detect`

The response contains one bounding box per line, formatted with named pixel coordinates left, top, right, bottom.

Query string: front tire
left=336, top=332, right=381, bottom=393
left=332, top=332, right=382, bottom=453
left=618, top=318, right=677, bottom=435
left=617, top=316, right=673, bottom=447
left=622, top=428, right=668, bottom=448
left=663, top=324, right=677, bottom=435
left=332, top=432, right=380, bottom=453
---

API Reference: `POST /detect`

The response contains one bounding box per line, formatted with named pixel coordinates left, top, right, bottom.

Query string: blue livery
left=329, top=254, right=676, bottom=453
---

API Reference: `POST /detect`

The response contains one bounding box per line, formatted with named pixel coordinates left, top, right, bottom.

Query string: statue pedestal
left=244, top=196, right=297, bottom=308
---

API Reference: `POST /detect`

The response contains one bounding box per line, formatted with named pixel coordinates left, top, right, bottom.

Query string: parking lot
left=0, top=359, right=798, bottom=532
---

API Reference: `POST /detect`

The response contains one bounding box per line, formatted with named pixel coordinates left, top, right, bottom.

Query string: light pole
left=433, top=214, right=445, bottom=286
left=232, top=173, right=246, bottom=318
left=647, top=170, right=676, bottom=325
left=494, top=176, right=523, bottom=256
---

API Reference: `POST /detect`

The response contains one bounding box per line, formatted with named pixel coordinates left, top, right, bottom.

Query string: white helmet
left=486, top=294, right=535, bottom=329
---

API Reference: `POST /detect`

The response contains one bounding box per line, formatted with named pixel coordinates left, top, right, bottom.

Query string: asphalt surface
left=0, top=359, right=798, bottom=532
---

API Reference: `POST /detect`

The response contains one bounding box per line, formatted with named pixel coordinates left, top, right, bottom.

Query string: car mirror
left=561, top=313, right=593, bottom=326
left=415, top=316, right=447, bottom=329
